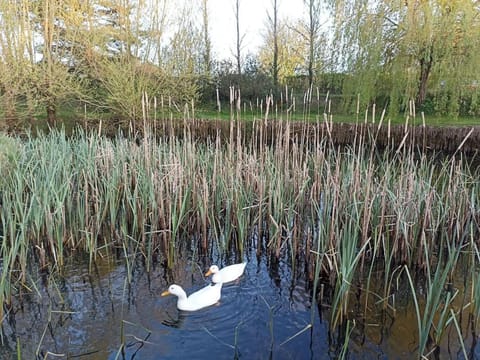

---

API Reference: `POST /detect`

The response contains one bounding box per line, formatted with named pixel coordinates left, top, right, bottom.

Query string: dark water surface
left=2, top=246, right=477, bottom=359
left=2, top=248, right=329, bottom=359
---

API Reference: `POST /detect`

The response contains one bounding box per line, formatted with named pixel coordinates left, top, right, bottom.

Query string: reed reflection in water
left=4, top=247, right=329, bottom=359
left=4, top=246, right=479, bottom=359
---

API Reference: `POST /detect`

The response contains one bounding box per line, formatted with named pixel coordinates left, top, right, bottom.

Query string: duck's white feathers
left=162, top=277, right=223, bottom=311
left=206, top=262, right=247, bottom=283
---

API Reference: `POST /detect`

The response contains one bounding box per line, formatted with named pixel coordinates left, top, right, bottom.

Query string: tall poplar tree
left=202, top=0, right=212, bottom=75
left=234, top=0, right=243, bottom=75
left=303, top=0, right=322, bottom=87
left=269, top=0, right=279, bottom=90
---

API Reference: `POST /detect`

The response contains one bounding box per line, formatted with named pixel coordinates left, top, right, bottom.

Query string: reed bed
left=0, top=117, right=479, bottom=357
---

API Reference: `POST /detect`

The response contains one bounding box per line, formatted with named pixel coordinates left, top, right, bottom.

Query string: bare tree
left=202, top=0, right=212, bottom=75
left=266, top=0, right=280, bottom=90
left=234, top=0, right=242, bottom=75
left=42, top=0, right=57, bottom=125
left=304, top=0, right=321, bottom=87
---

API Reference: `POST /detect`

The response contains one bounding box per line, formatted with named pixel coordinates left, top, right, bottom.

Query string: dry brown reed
left=0, top=114, right=479, bottom=355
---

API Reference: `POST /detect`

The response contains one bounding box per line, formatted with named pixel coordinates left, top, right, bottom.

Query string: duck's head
left=205, top=265, right=219, bottom=277
left=161, top=284, right=183, bottom=297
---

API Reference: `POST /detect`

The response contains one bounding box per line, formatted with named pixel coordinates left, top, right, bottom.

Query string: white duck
left=205, top=262, right=247, bottom=284
left=161, top=275, right=223, bottom=311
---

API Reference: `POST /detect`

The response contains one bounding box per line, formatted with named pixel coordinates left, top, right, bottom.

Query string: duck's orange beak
left=205, top=269, right=213, bottom=276
left=161, top=290, right=170, bottom=296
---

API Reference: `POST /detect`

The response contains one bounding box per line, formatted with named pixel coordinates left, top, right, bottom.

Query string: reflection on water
left=0, top=247, right=328, bottom=359
left=0, top=246, right=477, bottom=359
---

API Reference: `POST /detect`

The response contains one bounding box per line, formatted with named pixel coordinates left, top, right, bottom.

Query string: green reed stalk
left=16, top=336, right=21, bottom=360
left=330, top=219, right=371, bottom=329
left=260, top=294, right=275, bottom=351
left=449, top=309, right=468, bottom=359
left=310, top=188, right=329, bottom=324
left=167, top=184, right=191, bottom=268
left=405, top=236, right=462, bottom=357
left=338, top=319, right=354, bottom=360
left=0, top=117, right=479, bottom=346
left=0, top=233, right=14, bottom=323
left=233, top=184, right=252, bottom=254
left=470, top=235, right=480, bottom=329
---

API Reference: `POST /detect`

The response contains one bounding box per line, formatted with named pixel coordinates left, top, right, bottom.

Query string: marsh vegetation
left=1, top=0, right=480, bottom=357
left=0, top=113, right=479, bottom=357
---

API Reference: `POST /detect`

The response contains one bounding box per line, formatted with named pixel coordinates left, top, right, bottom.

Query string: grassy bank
left=0, top=120, right=479, bottom=356
left=195, top=107, right=480, bottom=127
left=3, top=97, right=480, bottom=136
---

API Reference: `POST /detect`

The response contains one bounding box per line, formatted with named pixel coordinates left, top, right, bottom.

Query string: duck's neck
left=176, top=288, right=188, bottom=300
left=211, top=279, right=223, bottom=288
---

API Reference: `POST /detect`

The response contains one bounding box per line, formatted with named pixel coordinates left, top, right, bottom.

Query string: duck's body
left=206, top=262, right=247, bottom=283
left=161, top=278, right=223, bottom=311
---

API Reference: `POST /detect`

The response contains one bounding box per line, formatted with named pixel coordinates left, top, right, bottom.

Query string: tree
left=0, top=0, right=31, bottom=127
left=268, top=0, right=280, bottom=90
left=94, top=0, right=198, bottom=122
left=288, top=0, right=327, bottom=87
left=258, top=18, right=307, bottom=86
left=162, top=5, right=203, bottom=76
left=202, top=0, right=212, bottom=75
left=234, top=0, right=243, bottom=75
left=332, top=0, right=480, bottom=115
left=212, top=54, right=273, bottom=104
left=0, top=0, right=93, bottom=126
left=0, top=0, right=201, bottom=127
left=303, top=0, right=323, bottom=87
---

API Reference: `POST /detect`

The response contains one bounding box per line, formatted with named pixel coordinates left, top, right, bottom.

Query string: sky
left=208, top=0, right=305, bottom=60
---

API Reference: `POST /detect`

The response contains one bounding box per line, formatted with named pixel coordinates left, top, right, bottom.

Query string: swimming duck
left=205, top=262, right=247, bottom=283
left=161, top=275, right=223, bottom=311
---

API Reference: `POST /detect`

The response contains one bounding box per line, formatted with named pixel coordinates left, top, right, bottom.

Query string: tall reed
left=0, top=116, right=478, bottom=355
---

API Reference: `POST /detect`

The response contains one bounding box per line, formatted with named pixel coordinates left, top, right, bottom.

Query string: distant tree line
left=0, top=0, right=479, bottom=130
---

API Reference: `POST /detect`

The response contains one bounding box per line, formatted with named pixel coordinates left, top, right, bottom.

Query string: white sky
left=208, top=0, right=305, bottom=60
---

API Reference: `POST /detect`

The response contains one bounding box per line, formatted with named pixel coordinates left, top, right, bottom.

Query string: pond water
left=1, top=245, right=478, bottom=359
left=1, top=246, right=327, bottom=359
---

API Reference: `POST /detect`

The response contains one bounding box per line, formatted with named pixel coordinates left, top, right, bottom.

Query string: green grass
left=3, top=101, right=479, bottom=132
left=193, top=107, right=480, bottom=126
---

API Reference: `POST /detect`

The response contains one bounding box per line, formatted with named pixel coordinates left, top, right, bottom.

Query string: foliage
left=0, top=133, right=21, bottom=178
left=332, top=0, right=480, bottom=116
left=0, top=124, right=479, bottom=356
left=0, top=0, right=478, bottom=126
left=0, top=0, right=199, bottom=128
left=206, top=55, right=273, bottom=105
left=257, top=17, right=308, bottom=87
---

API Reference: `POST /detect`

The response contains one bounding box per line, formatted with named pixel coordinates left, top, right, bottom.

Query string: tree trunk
left=416, top=51, right=433, bottom=107
left=46, top=102, right=56, bottom=127
left=272, top=0, right=279, bottom=90
left=4, top=89, right=17, bottom=130
left=235, top=0, right=241, bottom=75
left=202, top=0, right=211, bottom=75
left=308, top=0, right=314, bottom=87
